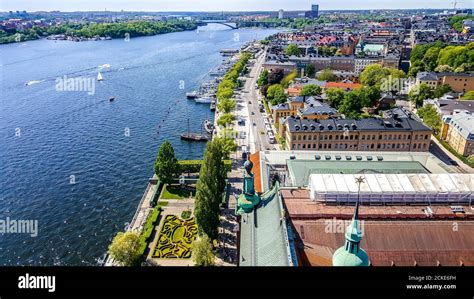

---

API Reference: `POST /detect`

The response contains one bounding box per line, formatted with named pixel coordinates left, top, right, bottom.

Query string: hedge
left=137, top=207, right=161, bottom=256
left=178, top=160, right=232, bottom=173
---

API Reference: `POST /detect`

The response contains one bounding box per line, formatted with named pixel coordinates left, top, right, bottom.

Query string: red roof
left=324, top=81, right=361, bottom=90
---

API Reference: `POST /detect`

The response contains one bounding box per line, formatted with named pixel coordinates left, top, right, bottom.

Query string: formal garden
left=152, top=215, right=198, bottom=259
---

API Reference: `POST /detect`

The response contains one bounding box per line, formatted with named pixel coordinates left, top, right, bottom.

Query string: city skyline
left=2, top=0, right=472, bottom=12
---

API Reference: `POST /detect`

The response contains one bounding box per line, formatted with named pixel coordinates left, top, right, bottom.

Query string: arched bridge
left=197, top=20, right=238, bottom=30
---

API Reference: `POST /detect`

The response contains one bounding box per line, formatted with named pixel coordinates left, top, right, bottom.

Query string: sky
left=1, top=0, right=472, bottom=12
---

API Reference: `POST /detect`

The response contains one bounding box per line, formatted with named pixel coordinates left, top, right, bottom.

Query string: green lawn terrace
left=160, top=184, right=195, bottom=200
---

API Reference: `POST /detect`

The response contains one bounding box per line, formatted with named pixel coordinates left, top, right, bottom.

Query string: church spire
left=332, top=176, right=369, bottom=266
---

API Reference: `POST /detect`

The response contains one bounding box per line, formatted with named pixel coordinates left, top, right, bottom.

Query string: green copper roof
left=239, top=182, right=294, bottom=266
left=332, top=246, right=369, bottom=267
left=363, top=44, right=384, bottom=53
left=287, top=160, right=429, bottom=187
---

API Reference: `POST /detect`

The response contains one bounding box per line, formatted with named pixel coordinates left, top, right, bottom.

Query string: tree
left=325, top=87, right=345, bottom=109
left=409, top=83, right=433, bottom=108
left=422, top=47, right=441, bottom=71
left=285, top=43, right=300, bottom=56
left=192, top=234, right=215, bottom=266
left=217, top=113, right=235, bottom=126
left=417, top=105, right=441, bottom=134
left=194, top=140, right=226, bottom=239
left=462, top=91, right=474, bottom=100
left=337, top=87, right=380, bottom=118
left=360, top=64, right=405, bottom=87
left=216, top=86, right=234, bottom=101
left=154, top=140, right=178, bottom=185
left=214, top=135, right=237, bottom=159
left=108, top=231, right=141, bottom=266
left=266, top=84, right=287, bottom=105
left=217, top=98, right=236, bottom=113
left=339, top=91, right=362, bottom=119
left=257, top=69, right=269, bottom=87
left=299, top=84, right=322, bottom=97
left=305, top=64, right=315, bottom=77
left=281, top=70, right=297, bottom=88
left=317, top=69, right=337, bottom=81
left=433, top=84, right=453, bottom=98
left=268, top=69, right=285, bottom=85
left=434, top=65, right=454, bottom=72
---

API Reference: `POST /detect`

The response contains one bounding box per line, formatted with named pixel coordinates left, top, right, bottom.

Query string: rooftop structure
left=281, top=113, right=432, bottom=153
left=309, top=173, right=473, bottom=204
left=238, top=150, right=474, bottom=266
left=237, top=153, right=295, bottom=266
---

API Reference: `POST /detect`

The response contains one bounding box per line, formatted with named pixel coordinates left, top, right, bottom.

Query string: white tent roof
left=309, top=173, right=474, bottom=201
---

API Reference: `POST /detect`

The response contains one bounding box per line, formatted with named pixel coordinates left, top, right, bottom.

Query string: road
left=238, top=48, right=275, bottom=152
left=429, top=137, right=473, bottom=174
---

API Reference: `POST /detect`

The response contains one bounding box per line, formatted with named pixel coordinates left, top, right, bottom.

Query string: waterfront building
left=262, top=60, right=297, bottom=75
left=238, top=150, right=474, bottom=266
left=272, top=96, right=338, bottom=126
left=280, top=109, right=432, bottom=152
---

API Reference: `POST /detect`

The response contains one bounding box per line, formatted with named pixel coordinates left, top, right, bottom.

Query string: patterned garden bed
left=152, top=215, right=198, bottom=259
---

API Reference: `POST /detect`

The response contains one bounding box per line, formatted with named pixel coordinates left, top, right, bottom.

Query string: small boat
left=109, top=97, right=115, bottom=102
left=97, top=72, right=103, bottom=81
left=186, top=91, right=198, bottom=99
left=195, top=97, right=213, bottom=104
left=210, top=101, right=216, bottom=111
left=203, top=120, right=214, bottom=134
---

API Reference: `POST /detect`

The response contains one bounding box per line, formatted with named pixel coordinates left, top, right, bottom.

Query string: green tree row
left=0, top=20, right=197, bottom=44
left=409, top=41, right=474, bottom=76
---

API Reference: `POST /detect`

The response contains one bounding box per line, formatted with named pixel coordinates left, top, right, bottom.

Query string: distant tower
left=278, top=9, right=284, bottom=19
left=312, top=4, right=319, bottom=17
left=305, top=4, right=319, bottom=18
left=332, top=176, right=369, bottom=267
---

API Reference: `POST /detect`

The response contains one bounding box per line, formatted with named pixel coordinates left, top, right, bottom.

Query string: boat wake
left=25, top=80, right=44, bottom=86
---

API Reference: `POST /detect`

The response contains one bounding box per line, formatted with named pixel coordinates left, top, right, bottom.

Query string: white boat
left=195, top=97, right=213, bottom=104
left=97, top=72, right=103, bottom=81
left=186, top=91, right=198, bottom=99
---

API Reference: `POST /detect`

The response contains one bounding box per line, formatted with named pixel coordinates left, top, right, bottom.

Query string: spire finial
left=354, top=176, right=365, bottom=220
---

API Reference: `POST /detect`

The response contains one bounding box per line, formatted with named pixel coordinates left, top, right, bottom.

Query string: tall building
left=278, top=9, right=284, bottom=19
left=305, top=4, right=319, bottom=18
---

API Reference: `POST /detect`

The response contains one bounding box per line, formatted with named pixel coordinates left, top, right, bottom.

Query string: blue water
left=0, top=25, right=278, bottom=265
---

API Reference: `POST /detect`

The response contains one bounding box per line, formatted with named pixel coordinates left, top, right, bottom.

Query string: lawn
left=152, top=215, right=198, bottom=259
left=160, top=184, right=195, bottom=200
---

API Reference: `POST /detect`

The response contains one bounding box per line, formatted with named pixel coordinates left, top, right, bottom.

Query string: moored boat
left=195, top=97, right=213, bottom=104
left=186, top=91, right=198, bottom=99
